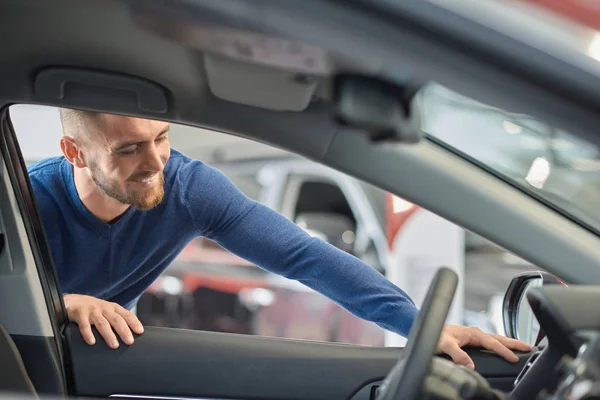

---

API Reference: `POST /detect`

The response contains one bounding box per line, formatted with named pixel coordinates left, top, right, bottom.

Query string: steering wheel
left=377, top=267, right=459, bottom=400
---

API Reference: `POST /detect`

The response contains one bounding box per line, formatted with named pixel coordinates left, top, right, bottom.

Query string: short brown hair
left=58, top=108, right=102, bottom=145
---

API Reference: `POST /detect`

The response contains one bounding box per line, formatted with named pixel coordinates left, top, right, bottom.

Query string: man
left=28, top=109, right=530, bottom=369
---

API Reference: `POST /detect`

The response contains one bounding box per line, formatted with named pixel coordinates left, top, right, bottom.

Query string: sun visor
left=199, top=28, right=330, bottom=111
left=130, top=7, right=331, bottom=111
left=204, top=54, right=320, bottom=112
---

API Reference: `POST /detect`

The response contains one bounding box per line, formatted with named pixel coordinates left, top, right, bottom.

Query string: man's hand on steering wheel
left=437, top=324, right=532, bottom=369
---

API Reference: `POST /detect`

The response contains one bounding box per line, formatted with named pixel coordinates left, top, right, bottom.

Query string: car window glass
left=421, top=83, right=600, bottom=235
left=10, top=103, right=549, bottom=346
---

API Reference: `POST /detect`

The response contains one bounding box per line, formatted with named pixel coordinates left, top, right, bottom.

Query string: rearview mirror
left=502, top=271, right=567, bottom=345
left=295, top=212, right=356, bottom=253
left=332, top=74, right=422, bottom=143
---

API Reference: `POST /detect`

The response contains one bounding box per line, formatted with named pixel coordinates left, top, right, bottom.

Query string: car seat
left=0, top=324, right=38, bottom=398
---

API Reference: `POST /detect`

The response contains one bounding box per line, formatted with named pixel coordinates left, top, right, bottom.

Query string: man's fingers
left=72, top=312, right=96, bottom=346
left=90, top=312, right=119, bottom=349
left=493, top=335, right=532, bottom=352
left=104, top=310, right=135, bottom=345
left=115, top=307, right=144, bottom=335
left=64, top=295, right=141, bottom=349
left=478, top=334, right=519, bottom=363
left=439, top=325, right=531, bottom=369
left=440, top=339, right=475, bottom=369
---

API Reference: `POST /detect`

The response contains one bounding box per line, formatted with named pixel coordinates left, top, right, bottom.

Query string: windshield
left=425, top=0, right=600, bottom=69
left=421, top=84, right=600, bottom=233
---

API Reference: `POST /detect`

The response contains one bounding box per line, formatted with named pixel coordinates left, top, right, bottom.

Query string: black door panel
left=63, top=323, right=529, bottom=399
left=10, top=334, right=65, bottom=396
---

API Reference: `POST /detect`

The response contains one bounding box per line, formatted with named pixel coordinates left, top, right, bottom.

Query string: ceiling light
left=503, top=120, right=522, bottom=135
left=588, top=33, right=600, bottom=62
left=525, top=157, right=551, bottom=189
left=161, top=276, right=183, bottom=296
left=239, top=288, right=275, bottom=309
left=392, top=196, right=414, bottom=213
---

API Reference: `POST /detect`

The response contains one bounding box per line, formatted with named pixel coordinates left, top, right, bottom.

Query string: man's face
left=83, top=115, right=171, bottom=210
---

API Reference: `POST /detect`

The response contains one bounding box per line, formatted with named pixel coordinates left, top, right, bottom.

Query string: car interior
left=1, top=0, right=600, bottom=399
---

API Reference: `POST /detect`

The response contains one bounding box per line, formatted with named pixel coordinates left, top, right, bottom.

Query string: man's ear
left=60, top=136, right=87, bottom=168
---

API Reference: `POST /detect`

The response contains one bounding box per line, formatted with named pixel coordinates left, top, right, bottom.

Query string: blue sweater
left=28, top=150, right=418, bottom=337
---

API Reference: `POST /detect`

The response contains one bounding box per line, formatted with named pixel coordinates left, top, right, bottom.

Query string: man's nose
left=143, top=142, right=164, bottom=172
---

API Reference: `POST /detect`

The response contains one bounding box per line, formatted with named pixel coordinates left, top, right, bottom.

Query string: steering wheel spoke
left=377, top=267, right=459, bottom=400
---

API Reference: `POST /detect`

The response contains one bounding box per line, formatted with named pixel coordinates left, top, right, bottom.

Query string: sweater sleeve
left=183, top=162, right=419, bottom=337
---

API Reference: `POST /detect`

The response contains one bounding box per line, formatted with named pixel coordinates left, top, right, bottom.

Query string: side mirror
left=502, top=271, right=567, bottom=345
left=295, top=212, right=356, bottom=253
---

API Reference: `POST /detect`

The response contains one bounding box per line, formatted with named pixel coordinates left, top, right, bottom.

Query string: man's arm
left=188, top=164, right=418, bottom=337
left=183, top=162, right=531, bottom=367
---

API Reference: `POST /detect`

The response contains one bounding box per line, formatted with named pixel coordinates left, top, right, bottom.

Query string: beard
left=88, top=162, right=165, bottom=211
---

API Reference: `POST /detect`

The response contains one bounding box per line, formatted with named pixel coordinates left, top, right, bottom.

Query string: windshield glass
left=421, top=83, right=600, bottom=233
left=425, top=0, right=600, bottom=69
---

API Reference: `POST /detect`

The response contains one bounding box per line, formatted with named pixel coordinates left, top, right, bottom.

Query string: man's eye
left=119, top=147, right=138, bottom=155
left=156, top=135, right=168, bottom=142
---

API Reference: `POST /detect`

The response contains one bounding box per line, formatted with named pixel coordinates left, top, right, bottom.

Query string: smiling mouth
left=131, top=174, right=158, bottom=184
